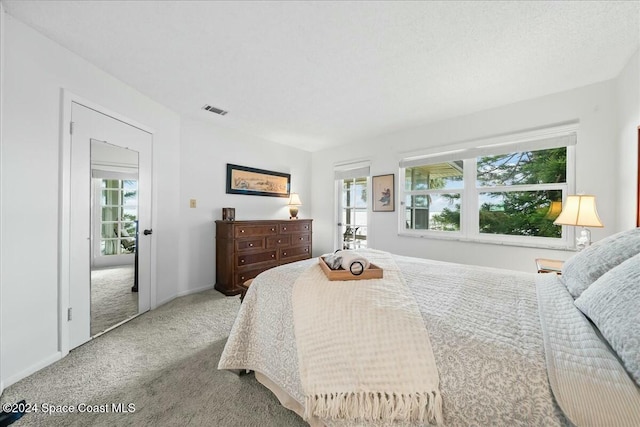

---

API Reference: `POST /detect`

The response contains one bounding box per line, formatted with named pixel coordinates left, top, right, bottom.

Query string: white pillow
left=574, top=253, right=640, bottom=386
left=562, top=228, right=640, bottom=298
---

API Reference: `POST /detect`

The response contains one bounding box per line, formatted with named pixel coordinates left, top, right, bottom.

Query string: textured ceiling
left=4, top=1, right=640, bottom=151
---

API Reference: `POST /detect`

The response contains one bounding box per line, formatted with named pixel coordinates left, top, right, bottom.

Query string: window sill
left=397, top=231, right=577, bottom=251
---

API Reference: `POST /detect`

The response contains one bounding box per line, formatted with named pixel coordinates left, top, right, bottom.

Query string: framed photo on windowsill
left=372, top=174, right=395, bottom=212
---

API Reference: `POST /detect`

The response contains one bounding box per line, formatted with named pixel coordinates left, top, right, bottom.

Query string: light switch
left=189, top=199, right=197, bottom=208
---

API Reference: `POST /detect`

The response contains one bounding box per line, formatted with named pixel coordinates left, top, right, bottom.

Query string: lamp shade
left=545, top=200, right=563, bottom=220
left=553, top=195, right=603, bottom=227
left=288, top=193, right=302, bottom=206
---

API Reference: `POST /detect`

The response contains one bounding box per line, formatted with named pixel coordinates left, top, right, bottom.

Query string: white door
left=69, top=102, right=152, bottom=349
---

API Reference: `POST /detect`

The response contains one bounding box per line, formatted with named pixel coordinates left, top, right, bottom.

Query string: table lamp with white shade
left=553, top=195, right=603, bottom=250
left=288, top=193, right=302, bottom=219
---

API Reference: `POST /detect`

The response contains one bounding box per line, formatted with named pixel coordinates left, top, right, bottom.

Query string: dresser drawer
left=235, top=225, right=278, bottom=238
left=280, top=245, right=310, bottom=260
left=236, top=267, right=269, bottom=285
left=279, top=221, right=311, bottom=234
left=236, top=238, right=265, bottom=251
left=237, top=250, right=277, bottom=267
left=290, top=233, right=311, bottom=246
left=266, top=235, right=291, bottom=248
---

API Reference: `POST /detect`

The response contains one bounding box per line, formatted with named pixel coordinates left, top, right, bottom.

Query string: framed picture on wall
left=372, top=174, right=395, bottom=212
left=226, top=164, right=291, bottom=198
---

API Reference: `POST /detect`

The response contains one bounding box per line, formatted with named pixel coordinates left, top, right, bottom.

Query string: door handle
left=143, top=229, right=153, bottom=235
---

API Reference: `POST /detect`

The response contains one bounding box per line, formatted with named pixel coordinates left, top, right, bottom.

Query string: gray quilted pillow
left=562, top=228, right=640, bottom=298
left=574, top=253, right=640, bottom=386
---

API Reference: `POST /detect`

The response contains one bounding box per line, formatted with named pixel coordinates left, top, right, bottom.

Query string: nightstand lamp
left=288, top=193, right=302, bottom=219
left=553, top=195, right=603, bottom=250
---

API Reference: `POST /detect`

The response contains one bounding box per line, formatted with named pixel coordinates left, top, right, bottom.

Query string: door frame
left=59, top=89, right=156, bottom=357
left=637, top=127, right=639, bottom=227
left=335, top=177, right=372, bottom=250
left=333, top=160, right=373, bottom=251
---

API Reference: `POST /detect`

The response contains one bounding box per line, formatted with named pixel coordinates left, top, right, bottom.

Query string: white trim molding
left=58, top=89, right=157, bottom=357
left=2, top=352, right=62, bottom=390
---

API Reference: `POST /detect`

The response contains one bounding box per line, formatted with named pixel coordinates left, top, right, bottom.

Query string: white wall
left=312, top=80, right=619, bottom=272
left=615, top=49, right=640, bottom=231
left=0, top=0, right=5, bottom=396
left=0, top=15, right=181, bottom=387
left=177, top=119, right=312, bottom=297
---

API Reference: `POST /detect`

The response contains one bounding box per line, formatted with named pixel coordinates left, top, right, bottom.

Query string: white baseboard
left=2, top=352, right=62, bottom=389
left=2, top=286, right=218, bottom=390
left=156, top=284, right=215, bottom=307
left=176, top=283, right=215, bottom=298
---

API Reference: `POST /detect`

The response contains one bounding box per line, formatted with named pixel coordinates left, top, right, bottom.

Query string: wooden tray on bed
left=319, top=256, right=383, bottom=281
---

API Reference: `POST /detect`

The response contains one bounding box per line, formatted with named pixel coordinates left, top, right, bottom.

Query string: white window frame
left=403, top=186, right=465, bottom=234
left=398, top=124, right=577, bottom=249
left=91, top=175, right=138, bottom=267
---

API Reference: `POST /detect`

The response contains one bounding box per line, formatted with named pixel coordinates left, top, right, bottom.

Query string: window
left=97, top=179, right=138, bottom=256
left=399, top=129, right=575, bottom=247
left=477, top=148, right=566, bottom=239
left=405, top=162, right=463, bottom=231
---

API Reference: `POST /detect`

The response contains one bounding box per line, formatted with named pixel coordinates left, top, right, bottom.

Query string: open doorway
left=90, top=141, right=139, bottom=335
left=337, top=176, right=369, bottom=250
left=334, top=162, right=371, bottom=251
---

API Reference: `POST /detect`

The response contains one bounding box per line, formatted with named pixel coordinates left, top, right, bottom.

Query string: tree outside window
left=402, top=145, right=568, bottom=242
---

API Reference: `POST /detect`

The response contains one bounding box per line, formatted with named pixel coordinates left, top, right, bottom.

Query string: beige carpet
left=0, top=290, right=306, bottom=427
left=91, top=265, right=138, bottom=336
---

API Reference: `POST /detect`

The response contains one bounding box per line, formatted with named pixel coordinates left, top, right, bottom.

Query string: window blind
left=92, top=169, right=137, bottom=181
left=334, top=161, right=371, bottom=180
left=400, top=133, right=576, bottom=168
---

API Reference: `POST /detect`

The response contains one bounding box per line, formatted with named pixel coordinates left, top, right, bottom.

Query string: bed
left=219, top=229, right=640, bottom=426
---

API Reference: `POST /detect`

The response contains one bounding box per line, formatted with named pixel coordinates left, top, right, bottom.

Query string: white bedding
left=218, top=251, right=640, bottom=426
left=292, top=251, right=442, bottom=424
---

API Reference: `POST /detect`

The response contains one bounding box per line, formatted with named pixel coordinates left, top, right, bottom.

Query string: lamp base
left=289, top=206, right=299, bottom=220
left=576, top=227, right=591, bottom=251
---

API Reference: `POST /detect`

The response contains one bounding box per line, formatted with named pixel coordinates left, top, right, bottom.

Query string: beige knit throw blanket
left=292, top=250, right=443, bottom=425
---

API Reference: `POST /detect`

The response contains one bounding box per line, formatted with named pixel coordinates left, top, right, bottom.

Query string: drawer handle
left=278, top=239, right=281, bottom=243
left=283, top=252, right=287, bottom=256
left=271, top=228, right=275, bottom=232
left=299, top=237, right=304, bottom=240
left=241, top=276, right=245, bottom=280
left=241, top=259, right=245, bottom=263
left=305, top=225, right=308, bottom=229
left=283, top=227, right=287, bottom=231
left=271, top=254, right=275, bottom=258
left=240, top=229, right=245, bottom=233
left=305, top=248, right=308, bottom=252
left=249, top=243, right=253, bottom=247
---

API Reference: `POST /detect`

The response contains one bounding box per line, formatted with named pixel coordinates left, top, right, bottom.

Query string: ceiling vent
left=202, top=104, right=228, bottom=116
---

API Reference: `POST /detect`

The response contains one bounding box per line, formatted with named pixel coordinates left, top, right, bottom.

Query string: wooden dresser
left=215, top=219, right=313, bottom=295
